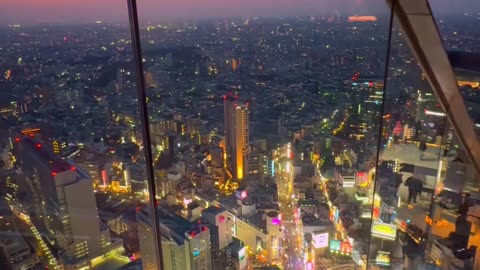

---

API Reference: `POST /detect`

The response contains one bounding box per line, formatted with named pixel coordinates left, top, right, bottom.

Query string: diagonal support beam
left=127, top=0, right=164, bottom=269
left=387, top=0, right=480, bottom=176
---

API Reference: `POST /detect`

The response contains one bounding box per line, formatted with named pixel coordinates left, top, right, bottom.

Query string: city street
left=276, top=144, right=305, bottom=269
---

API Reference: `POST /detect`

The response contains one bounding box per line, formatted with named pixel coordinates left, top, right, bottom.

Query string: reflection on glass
left=366, top=4, right=480, bottom=270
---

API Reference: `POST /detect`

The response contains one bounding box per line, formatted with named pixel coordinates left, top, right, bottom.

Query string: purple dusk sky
left=1, top=0, right=479, bottom=24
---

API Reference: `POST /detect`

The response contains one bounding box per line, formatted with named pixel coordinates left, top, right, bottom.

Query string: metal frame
left=124, top=1, right=480, bottom=269
left=387, top=0, right=480, bottom=177
left=387, top=1, right=480, bottom=267
left=127, top=0, right=164, bottom=269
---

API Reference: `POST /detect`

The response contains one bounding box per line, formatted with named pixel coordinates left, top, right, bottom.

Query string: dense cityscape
left=0, top=7, right=480, bottom=270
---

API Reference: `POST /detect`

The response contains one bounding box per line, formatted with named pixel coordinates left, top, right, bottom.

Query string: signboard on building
left=355, top=172, right=368, bottom=186
left=238, top=247, right=246, bottom=261
left=371, top=221, right=397, bottom=240
left=375, top=251, right=391, bottom=266
left=329, top=240, right=352, bottom=255
left=313, top=232, right=329, bottom=248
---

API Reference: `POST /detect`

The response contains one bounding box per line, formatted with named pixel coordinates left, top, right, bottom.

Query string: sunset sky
left=1, top=0, right=478, bottom=24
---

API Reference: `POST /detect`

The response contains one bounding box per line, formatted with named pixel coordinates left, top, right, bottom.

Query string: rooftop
left=142, top=207, right=208, bottom=246
left=0, top=231, right=30, bottom=255
left=202, top=205, right=226, bottom=216
left=18, top=137, right=73, bottom=174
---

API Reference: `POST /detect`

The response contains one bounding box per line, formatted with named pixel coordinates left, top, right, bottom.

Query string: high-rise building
left=201, top=206, right=234, bottom=251
left=224, top=93, right=249, bottom=180
left=138, top=207, right=212, bottom=270
left=14, top=138, right=102, bottom=267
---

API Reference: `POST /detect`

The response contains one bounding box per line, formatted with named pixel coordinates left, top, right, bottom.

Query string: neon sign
left=372, top=222, right=397, bottom=240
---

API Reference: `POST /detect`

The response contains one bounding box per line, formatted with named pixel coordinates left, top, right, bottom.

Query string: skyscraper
left=14, top=138, right=102, bottom=268
left=224, top=93, right=249, bottom=180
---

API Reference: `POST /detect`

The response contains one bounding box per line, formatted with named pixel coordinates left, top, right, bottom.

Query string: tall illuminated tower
left=223, top=93, right=249, bottom=180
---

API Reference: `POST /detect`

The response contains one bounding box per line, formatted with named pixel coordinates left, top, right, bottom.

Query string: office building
left=14, top=138, right=102, bottom=268
left=137, top=207, right=212, bottom=270
left=234, top=210, right=281, bottom=265
left=201, top=206, right=234, bottom=251
left=224, top=93, right=249, bottom=180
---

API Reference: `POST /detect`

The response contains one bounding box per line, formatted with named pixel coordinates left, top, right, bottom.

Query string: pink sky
left=1, top=0, right=477, bottom=24
left=0, top=0, right=384, bottom=24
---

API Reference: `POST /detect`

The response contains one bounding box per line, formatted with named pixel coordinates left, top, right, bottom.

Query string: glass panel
left=428, top=3, right=480, bottom=270
left=135, top=1, right=391, bottom=270
left=366, top=2, right=480, bottom=270
left=0, top=2, right=159, bottom=270
left=366, top=11, right=450, bottom=269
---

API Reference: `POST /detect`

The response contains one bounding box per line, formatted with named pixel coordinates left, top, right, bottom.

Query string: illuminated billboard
left=238, top=247, right=246, bottom=261
left=271, top=218, right=280, bottom=225
left=424, top=109, right=446, bottom=117
left=313, top=232, right=329, bottom=248
left=372, top=221, right=397, bottom=240
left=330, top=240, right=341, bottom=253
left=376, top=251, right=391, bottom=266
left=183, top=198, right=192, bottom=207
left=330, top=240, right=352, bottom=255
left=237, top=189, right=248, bottom=199
left=355, top=172, right=368, bottom=186
left=193, top=249, right=200, bottom=257
left=348, top=16, right=378, bottom=22
left=340, top=241, right=352, bottom=254
left=238, top=247, right=247, bottom=270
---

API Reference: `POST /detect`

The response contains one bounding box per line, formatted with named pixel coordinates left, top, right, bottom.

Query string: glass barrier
left=135, top=0, right=390, bottom=269
left=2, top=1, right=478, bottom=270
left=0, top=1, right=159, bottom=270
left=366, top=11, right=450, bottom=268
left=429, top=5, right=480, bottom=270
left=365, top=2, right=480, bottom=270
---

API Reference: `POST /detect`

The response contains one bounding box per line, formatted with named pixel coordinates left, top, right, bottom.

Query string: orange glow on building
left=348, top=16, right=377, bottom=22
left=457, top=80, right=480, bottom=88
left=21, top=128, right=40, bottom=135
left=237, top=167, right=243, bottom=180
left=224, top=93, right=249, bottom=180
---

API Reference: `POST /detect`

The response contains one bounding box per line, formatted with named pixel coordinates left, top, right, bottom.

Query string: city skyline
left=1, top=1, right=480, bottom=269
left=1, top=0, right=480, bottom=24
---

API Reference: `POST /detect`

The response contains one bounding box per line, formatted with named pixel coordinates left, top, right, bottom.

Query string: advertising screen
left=238, top=247, right=246, bottom=260
left=376, top=251, right=391, bottom=266
left=330, top=240, right=341, bottom=252
left=372, top=221, right=397, bottom=240
left=313, top=232, right=329, bottom=248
